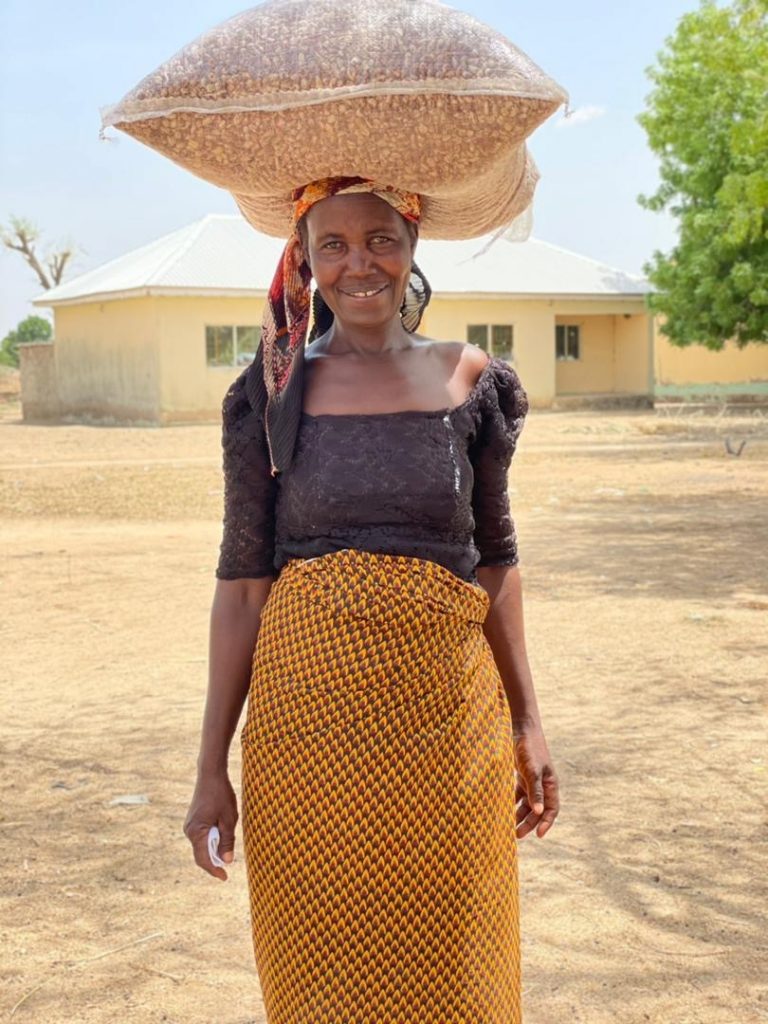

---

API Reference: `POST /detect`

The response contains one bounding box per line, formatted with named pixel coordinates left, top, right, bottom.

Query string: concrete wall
left=19, top=342, right=60, bottom=421
left=423, top=297, right=651, bottom=404
left=45, top=293, right=656, bottom=421
left=53, top=298, right=161, bottom=421
left=555, top=314, right=615, bottom=393
left=156, top=296, right=266, bottom=423
left=554, top=312, right=651, bottom=395
left=654, top=325, right=768, bottom=398
left=422, top=298, right=557, bottom=405
left=615, top=314, right=653, bottom=394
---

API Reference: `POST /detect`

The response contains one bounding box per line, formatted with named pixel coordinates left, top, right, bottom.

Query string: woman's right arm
left=183, top=368, right=279, bottom=880
left=183, top=575, right=275, bottom=880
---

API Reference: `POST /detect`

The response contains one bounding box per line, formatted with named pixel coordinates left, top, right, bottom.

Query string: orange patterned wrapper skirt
left=240, top=547, right=521, bottom=1024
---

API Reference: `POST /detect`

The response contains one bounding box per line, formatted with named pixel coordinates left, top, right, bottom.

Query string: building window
left=467, top=324, right=514, bottom=360
left=556, top=324, right=580, bottom=361
left=467, top=325, right=489, bottom=351
left=491, top=325, right=513, bottom=361
left=206, top=325, right=261, bottom=367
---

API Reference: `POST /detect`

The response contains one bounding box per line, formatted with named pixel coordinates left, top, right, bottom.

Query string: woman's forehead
left=305, top=192, right=404, bottom=232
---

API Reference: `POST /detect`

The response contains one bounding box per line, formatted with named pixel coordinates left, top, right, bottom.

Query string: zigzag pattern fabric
left=240, top=547, right=521, bottom=1023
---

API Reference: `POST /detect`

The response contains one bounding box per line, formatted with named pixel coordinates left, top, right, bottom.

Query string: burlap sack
left=101, top=0, right=568, bottom=240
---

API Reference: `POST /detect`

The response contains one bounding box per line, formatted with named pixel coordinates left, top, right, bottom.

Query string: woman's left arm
left=476, top=563, right=560, bottom=840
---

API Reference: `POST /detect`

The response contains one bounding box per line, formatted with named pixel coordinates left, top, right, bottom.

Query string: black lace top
left=215, top=355, right=528, bottom=585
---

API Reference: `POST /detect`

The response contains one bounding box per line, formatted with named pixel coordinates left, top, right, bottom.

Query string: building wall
left=53, top=298, right=161, bottom=421
left=423, top=297, right=651, bottom=403
left=555, top=314, right=615, bottom=393
left=553, top=312, right=651, bottom=395
left=156, top=296, right=265, bottom=422
left=654, top=326, right=768, bottom=397
left=615, top=314, right=653, bottom=394
left=162, top=295, right=565, bottom=415
left=46, top=293, right=655, bottom=422
left=421, top=298, right=556, bottom=405
left=19, top=342, right=60, bottom=421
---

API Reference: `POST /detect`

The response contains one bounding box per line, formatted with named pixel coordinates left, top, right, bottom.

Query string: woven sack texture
left=101, top=0, right=568, bottom=239
left=240, top=547, right=521, bottom=1022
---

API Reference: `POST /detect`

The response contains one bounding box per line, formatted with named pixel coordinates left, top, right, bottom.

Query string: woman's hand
left=183, top=770, right=239, bottom=881
left=513, top=722, right=560, bottom=840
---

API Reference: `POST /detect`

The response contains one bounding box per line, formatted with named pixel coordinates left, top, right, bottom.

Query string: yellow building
left=654, top=330, right=768, bottom=402
left=27, top=214, right=766, bottom=422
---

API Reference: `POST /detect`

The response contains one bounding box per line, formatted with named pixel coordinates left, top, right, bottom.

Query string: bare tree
left=0, top=216, right=76, bottom=290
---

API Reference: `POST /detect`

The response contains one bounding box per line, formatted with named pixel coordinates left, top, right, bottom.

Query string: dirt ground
left=1, top=381, right=767, bottom=1024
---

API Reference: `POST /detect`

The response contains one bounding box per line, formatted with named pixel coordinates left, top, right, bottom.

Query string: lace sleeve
left=469, top=359, right=529, bottom=568
left=215, top=371, right=278, bottom=580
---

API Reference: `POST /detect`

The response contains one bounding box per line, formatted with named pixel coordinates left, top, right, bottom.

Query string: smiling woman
left=147, top=1, right=568, bottom=1020
left=181, top=174, right=560, bottom=1024
left=240, top=176, right=433, bottom=475
left=303, top=194, right=416, bottom=317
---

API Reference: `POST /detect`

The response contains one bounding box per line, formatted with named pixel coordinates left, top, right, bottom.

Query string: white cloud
left=557, top=105, right=607, bottom=128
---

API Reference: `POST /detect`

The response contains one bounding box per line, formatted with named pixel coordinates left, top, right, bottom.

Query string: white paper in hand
left=207, top=826, right=227, bottom=869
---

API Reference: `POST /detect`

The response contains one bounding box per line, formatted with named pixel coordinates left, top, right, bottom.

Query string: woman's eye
left=322, top=241, right=342, bottom=250
left=372, top=236, right=392, bottom=244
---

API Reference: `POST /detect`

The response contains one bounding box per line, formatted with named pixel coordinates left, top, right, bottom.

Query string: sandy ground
left=1, top=381, right=767, bottom=1024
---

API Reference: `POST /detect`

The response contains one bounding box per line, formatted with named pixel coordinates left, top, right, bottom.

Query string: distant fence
left=19, top=342, right=60, bottom=421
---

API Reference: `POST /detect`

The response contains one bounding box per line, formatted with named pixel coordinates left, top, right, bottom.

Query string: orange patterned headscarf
left=250, top=176, right=424, bottom=477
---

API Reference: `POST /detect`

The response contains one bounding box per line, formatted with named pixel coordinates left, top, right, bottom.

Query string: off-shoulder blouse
left=215, top=354, right=529, bottom=585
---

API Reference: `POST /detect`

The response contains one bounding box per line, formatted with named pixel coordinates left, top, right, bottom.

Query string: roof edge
left=33, top=286, right=651, bottom=309
left=33, top=286, right=269, bottom=307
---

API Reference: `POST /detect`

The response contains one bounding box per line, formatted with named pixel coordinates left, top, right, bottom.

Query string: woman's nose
left=344, top=246, right=374, bottom=274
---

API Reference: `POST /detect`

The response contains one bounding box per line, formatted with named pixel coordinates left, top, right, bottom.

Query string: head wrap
left=244, top=176, right=428, bottom=477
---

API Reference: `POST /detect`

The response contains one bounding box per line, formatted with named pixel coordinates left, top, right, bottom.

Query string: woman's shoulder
left=430, top=341, right=526, bottom=415
left=421, top=339, right=492, bottom=399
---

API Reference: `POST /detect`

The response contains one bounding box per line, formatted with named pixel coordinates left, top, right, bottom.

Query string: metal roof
left=33, top=214, right=650, bottom=307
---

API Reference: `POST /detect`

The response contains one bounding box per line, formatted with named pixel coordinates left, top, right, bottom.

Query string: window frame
left=205, top=324, right=262, bottom=369
left=555, top=323, right=581, bottom=361
left=466, top=323, right=515, bottom=360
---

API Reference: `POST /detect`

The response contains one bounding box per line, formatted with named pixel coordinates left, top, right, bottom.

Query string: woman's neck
left=320, top=317, right=415, bottom=358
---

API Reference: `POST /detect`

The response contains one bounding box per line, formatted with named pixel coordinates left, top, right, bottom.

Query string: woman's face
left=301, top=193, right=418, bottom=331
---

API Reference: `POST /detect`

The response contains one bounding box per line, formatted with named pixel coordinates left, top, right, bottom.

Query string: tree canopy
left=0, top=316, right=52, bottom=368
left=638, top=0, right=768, bottom=349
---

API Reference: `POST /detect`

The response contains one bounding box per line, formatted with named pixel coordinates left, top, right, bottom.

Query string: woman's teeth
left=344, top=286, right=386, bottom=297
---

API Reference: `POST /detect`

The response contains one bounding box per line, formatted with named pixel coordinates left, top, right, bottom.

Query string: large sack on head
left=101, top=0, right=568, bottom=240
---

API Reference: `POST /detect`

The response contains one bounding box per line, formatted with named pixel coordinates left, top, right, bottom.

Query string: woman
left=184, top=176, right=560, bottom=1023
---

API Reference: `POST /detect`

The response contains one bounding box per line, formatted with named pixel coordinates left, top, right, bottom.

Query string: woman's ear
left=297, top=217, right=311, bottom=268
left=407, top=221, right=419, bottom=255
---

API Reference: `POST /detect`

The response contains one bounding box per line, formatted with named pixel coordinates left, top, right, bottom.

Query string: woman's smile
left=299, top=192, right=418, bottom=342
left=338, top=283, right=389, bottom=299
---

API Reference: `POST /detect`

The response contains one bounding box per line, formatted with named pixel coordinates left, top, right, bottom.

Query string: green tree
left=638, top=0, right=768, bottom=349
left=0, top=315, right=52, bottom=368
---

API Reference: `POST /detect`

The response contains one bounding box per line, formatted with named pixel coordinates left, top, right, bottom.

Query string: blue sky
left=0, top=0, right=696, bottom=337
